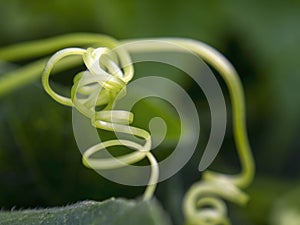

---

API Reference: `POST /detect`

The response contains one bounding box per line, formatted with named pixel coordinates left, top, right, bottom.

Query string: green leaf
left=0, top=198, right=172, bottom=225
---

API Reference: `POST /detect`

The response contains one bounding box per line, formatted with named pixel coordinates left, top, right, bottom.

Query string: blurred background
left=0, top=0, right=300, bottom=224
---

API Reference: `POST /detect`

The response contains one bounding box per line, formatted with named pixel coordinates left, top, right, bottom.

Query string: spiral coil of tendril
left=42, top=46, right=158, bottom=200
left=183, top=174, right=249, bottom=225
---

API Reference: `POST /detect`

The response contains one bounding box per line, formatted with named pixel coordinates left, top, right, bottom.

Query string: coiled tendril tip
left=42, top=45, right=159, bottom=201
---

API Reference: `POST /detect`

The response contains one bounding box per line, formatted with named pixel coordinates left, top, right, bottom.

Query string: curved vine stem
left=121, top=38, right=254, bottom=224
left=122, top=38, right=255, bottom=188
left=0, top=56, right=82, bottom=97
left=0, top=33, right=119, bottom=96
left=0, top=33, right=118, bottom=61
left=175, top=39, right=255, bottom=188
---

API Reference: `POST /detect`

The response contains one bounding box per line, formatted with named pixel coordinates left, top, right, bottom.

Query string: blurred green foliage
left=0, top=198, right=171, bottom=225
left=0, top=0, right=300, bottom=224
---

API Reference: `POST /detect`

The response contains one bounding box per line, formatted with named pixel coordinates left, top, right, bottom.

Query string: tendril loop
left=183, top=177, right=249, bottom=225
left=42, top=46, right=158, bottom=200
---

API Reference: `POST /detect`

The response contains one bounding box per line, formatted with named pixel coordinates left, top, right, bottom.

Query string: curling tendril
left=41, top=46, right=158, bottom=201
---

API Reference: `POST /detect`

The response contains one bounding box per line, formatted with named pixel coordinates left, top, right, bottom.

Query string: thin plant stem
left=0, top=56, right=82, bottom=97
left=0, top=33, right=118, bottom=61
left=0, top=33, right=119, bottom=97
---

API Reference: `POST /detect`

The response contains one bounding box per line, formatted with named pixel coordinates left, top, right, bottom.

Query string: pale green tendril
left=135, top=39, right=254, bottom=225
left=0, top=34, right=254, bottom=224
left=41, top=45, right=158, bottom=201
left=0, top=33, right=118, bottom=96
left=116, top=39, right=254, bottom=224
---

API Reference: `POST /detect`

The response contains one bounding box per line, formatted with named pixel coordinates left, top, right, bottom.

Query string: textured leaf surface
left=0, top=198, right=171, bottom=225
